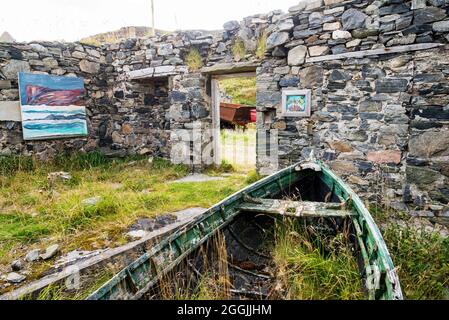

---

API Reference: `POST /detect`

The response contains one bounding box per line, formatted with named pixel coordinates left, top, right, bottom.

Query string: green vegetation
left=371, top=207, right=449, bottom=300
left=256, top=31, right=268, bottom=59
left=219, top=77, right=256, bottom=105
left=0, top=153, right=249, bottom=274
left=185, top=48, right=203, bottom=71
left=232, top=38, right=247, bottom=62
left=272, top=220, right=364, bottom=300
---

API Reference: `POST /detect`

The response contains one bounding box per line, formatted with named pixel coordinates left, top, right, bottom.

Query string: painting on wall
left=18, top=72, right=88, bottom=140
left=281, top=89, right=312, bottom=118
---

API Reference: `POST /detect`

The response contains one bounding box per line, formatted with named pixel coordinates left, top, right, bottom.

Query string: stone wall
left=1, top=0, right=449, bottom=217
left=0, top=42, right=108, bottom=159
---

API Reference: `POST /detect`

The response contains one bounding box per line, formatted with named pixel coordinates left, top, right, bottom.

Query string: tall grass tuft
left=232, top=38, right=247, bottom=62
left=186, top=48, right=204, bottom=71
left=272, top=220, right=364, bottom=300
left=382, top=223, right=449, bottom=300
left=256, top=31, right=268, bottom=59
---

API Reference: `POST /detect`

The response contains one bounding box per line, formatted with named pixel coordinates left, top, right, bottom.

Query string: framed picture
left=18, top=72, right=88, bottom=140
left=281, top=89, right=311, bottom=117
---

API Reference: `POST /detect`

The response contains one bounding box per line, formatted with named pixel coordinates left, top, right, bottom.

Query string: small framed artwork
left=281, top=89, right=312, bottom=117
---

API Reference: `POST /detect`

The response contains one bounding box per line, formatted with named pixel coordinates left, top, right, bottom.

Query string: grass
left=232, top=38, right=247, bottom=62
left=0, top=153, right=250, bottom=289
left=272, top=220, right=364, bottom=300
left=185, top=48, right=203, bottom=71
left=219, top=77, right=256, bottom=106
left=371, top=207, right=449, bottom=300
left=256, top=31, right=267, bottom=59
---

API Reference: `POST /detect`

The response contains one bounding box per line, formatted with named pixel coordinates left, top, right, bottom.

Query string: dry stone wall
left=1, top=0, right=449, bottom=218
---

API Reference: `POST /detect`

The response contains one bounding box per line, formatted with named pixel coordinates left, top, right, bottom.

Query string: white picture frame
left=281, top=89, right=312, bottom=118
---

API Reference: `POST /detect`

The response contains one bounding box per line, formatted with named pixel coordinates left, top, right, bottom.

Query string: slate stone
left=266, top=32, right=289, bottom=50
left=279, top=76, right=300, bottom=87
left=342, top=9, right=368, bottom=31
left=379, top=3, right=411, bottom=16
left=375, top=79, right=409, bottom=93
left=223, top=20, right=240, bottom=31
left=414, top=7, right=446, bottom=25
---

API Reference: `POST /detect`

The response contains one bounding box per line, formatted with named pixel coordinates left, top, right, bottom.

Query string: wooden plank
left=201, top=62, right=259, bottom=75
left=0, top=101, right=21, bottom=121
left=237, top=199, right=355, bottom=218
left=306, top=43, right=444, bottom=63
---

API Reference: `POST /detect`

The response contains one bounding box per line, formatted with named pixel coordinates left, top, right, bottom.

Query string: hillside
left=79, top=26, right=169, bottom=45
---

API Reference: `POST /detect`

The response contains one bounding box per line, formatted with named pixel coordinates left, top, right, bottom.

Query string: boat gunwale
left=87, top=161, right=403, bottom=300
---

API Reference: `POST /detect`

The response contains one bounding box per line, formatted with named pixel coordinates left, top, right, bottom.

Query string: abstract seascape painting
left=18, top=72, right=88, bottom=140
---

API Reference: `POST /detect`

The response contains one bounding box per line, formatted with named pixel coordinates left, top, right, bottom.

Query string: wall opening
left=211, top=72, right=256, bottom=172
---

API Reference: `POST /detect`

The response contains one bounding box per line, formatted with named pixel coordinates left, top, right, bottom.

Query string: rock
left=433, top=20, right=449, bottom=32
left=414, top=7, right=446, bottom=25
left=346, top=39, right=361, bottom=48
left=332, top=30, right=352, bottom=40
left=324, top=0, right=344, bottom=5
left=386, top=34, right=416, bottom=46
left=299, top=65, right=323, bottom=88
left=279, top=76, right=300, bottom=87
left=287, top=45, right=307, bottom=66
left=25, top=249, right=40, bottom=262
left=11, top=260, right=24, bottom=272
left=305, top=0, right=323, bottom=10
left=342, top=9, right=368, bottom=31
left=351, top=28, right=379, bottom=39
left=309, top=12, right=323, bottom=26
left=40, top=244, right=59, bottom=260
left=278, top=19, right=294, bottom=32
left=409, top=131, right=449, bottom=158
left=266, top=32, right=289, bottom=50
left=157, top=43, right=173, bottom=56
left=308, top=45, right=329, bottom=57
left=82, top=196, right=102, bottom=206
left=367, top=150, right=402, bottom=165
left=348, top=175, right=370, bottom=186
left=288, top=2, right=306, bottom=13
left=375, top=79, right=409, bottom=93
left=223, top=20, right=240, bottom=31
left=172, top=175, right=225, bottom=183
left=79, top=60, right=100, bottom=74
left=411, top=0, right=426, bottom=10
left=407, top=166, right=442, bottom=185
left=379, top=4, right=410, bottom=16
left=47, top=172, right=72, bottom=184
left=323, top=22, right=341, bottom=31
left=328, top=141, right=353, bottom=153
left=0, top=60, right=30, bottom=79
left=126, top=230, right=147, bottom=240
left=6, top=272, right=25, bottom=284
left=330, top=161, right=357, bottom=174
left=30, top=43, right=48, bottom=53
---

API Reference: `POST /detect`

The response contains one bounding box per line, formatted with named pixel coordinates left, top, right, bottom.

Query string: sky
left=0, top=0, right=298, bottom=42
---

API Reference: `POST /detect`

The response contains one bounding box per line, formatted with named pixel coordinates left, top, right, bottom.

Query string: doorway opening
left=211, top=73, right=257, bottom=172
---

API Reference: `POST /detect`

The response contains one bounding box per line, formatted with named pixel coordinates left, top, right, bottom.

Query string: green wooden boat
left=87, top=161, right=403, bottom=300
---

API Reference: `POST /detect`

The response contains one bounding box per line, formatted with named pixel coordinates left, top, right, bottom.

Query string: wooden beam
left=237, top=199, right=355, bottom=218
left=306, top=43, right=444, bottom=63
left=201, top=62, right=259, bottom=75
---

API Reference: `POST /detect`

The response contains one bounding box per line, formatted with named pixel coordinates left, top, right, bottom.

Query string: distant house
left=0, top=31, right=15, bottom=43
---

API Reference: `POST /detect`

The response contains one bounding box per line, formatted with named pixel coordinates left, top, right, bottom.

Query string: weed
left=256, top=31, right=267, bottom=59
left=381, top=223, right=449, bottom=300
left=232, top=38, right=247, bottom=62
left=186, top=48, right=203, bottom=71
left=272, top=220, right=364, bottom=300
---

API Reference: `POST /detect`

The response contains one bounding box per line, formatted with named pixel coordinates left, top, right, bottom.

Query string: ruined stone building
left=1, top=0, right=449, bottom=221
